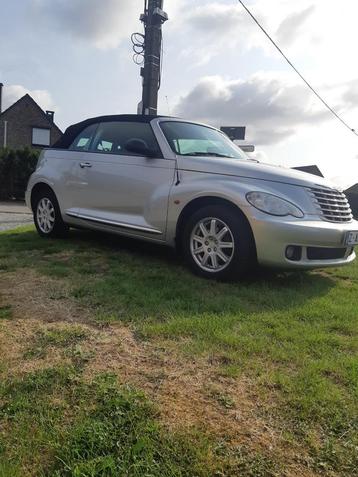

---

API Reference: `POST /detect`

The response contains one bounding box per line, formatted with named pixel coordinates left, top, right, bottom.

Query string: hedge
left=0, top=148, right=39, bottom=200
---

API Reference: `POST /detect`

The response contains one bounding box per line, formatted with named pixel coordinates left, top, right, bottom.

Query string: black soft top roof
left=54, top=114, right=170, bottom=149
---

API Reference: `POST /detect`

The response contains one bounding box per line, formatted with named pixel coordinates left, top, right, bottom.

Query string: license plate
left=345, top=231, right=358, bottom=246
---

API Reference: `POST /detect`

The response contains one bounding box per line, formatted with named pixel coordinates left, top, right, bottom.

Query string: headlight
left=246, top=192, right=304, bottom=218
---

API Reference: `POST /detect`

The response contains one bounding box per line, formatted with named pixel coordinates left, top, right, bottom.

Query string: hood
left=179, top=156, right=339, bottom=190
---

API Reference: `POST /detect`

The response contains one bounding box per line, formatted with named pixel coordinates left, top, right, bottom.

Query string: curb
left=0, top=210, right=32, bottom=215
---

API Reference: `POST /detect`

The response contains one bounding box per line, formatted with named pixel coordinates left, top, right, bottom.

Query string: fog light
left=286, top=246, right=302, bottom=261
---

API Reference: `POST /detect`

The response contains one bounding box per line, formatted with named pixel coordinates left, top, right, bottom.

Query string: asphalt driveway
left=0, top=202, right=33, bottom=232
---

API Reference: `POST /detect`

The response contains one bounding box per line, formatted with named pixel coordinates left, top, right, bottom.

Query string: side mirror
left=124, top=138, right=157, bottom=158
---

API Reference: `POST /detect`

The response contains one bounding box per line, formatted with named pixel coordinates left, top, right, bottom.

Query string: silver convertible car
left=26, top=115, right=358, bottom=280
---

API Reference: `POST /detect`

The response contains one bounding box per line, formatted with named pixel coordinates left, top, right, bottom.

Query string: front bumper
left=248, top=212, right=357, bottom=269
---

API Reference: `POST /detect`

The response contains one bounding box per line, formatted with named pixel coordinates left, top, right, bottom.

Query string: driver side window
left=90, top=121, right=161, bottom=157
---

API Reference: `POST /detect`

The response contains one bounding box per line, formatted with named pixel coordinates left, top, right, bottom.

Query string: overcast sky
left=1, top=0, right=357, bottom=186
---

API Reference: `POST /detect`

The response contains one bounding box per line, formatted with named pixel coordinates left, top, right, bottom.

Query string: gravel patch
left=0, top=213, right=33, bottom=232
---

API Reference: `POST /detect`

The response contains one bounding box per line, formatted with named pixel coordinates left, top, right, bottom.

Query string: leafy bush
left=0, top=148, right=39, bottom=200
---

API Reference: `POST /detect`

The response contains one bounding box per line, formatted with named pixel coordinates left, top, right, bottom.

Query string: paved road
left=0, top=202, right=33, bottom=232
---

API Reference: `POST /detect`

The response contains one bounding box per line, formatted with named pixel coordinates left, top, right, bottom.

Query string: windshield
left=160, top=121, right=248, bottom=160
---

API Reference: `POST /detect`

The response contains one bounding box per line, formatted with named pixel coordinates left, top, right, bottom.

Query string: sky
left=1, top=0, right=358, bottom=188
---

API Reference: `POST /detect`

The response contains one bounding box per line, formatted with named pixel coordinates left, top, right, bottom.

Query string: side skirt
left=65, top=212, right=163, bottom=235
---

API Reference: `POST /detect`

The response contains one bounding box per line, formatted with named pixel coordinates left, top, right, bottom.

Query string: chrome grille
left=309, top=187, right=353, bottom=223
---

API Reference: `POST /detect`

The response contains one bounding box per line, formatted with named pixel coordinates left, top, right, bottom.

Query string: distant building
left=220, top=126, right=246, bottom=141
left=0, top=85, right=62, bottom=149
left=293, top=165, right=324, bottom=177
left=293, top=164, right=357, bottom=219
left=345, top=183, right=358, bottom=219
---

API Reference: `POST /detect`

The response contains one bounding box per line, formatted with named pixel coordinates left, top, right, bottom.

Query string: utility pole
left=132, top=1, right=168, bottom=115
left=0, top=83, right=3, bottom=114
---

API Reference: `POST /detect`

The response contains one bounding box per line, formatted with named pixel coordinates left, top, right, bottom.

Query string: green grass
left=0, top=367, right=279, bottom=477
left=0, top=305, right=12, bottom=320
left=0, top=226, right=358, bottom=475
left=24, top=327, right=88, bottom=359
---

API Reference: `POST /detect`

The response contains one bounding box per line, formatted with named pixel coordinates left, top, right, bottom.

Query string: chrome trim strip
left=66, top=212, right=162, bottom=235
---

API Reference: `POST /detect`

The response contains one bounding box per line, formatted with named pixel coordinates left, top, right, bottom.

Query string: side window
left=90, top=122, right=161, bottom=157
left=70, top=124, right=98, bottom=151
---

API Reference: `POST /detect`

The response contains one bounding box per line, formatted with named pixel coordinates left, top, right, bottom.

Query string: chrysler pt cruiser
left=26, top=115, right=358, bottom=280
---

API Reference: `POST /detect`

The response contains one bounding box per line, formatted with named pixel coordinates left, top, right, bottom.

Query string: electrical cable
left=237, top=0, right=358, bottom=137
left=131, top=32, right=145, bottom=65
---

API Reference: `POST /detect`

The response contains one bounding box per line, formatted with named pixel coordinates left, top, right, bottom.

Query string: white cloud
left=172, top=2, right=254, bottom=65
left=2, top=85, right=55, bottom=112
left=30, top=0, right=140, bottom=49
left=342, top=80, right=358, bottom=110
left=172, top=0, right=358, bottom=82
left=173, top=0, right=316, bottom=64
left=169, top=0, right=358, bottom=170
left=174, top=73, right=343, bottom=145
left=276, top=5, right=315, bottom=46
left=30, top=0, right=179, bottom=50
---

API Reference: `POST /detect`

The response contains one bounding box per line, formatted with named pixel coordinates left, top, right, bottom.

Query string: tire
left=182, top=205, right=256, bottom=281
left=33, top=189, right=69, bottom=238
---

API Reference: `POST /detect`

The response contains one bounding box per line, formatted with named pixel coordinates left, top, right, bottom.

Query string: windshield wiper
left=181, top=152, right=233, bottom=158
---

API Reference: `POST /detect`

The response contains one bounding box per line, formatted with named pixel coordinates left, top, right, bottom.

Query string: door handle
left=79, top=162, right=92, bottom=168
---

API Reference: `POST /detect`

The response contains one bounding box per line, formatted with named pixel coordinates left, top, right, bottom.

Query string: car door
left=60, top=123, right=99, bottom=217
left=71, top=120, right=176, bottom=239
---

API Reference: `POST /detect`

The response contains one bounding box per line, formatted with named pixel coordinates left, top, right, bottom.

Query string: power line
left=237, top=0, right=358, bottom=138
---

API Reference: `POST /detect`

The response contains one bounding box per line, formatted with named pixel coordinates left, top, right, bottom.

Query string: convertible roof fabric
left=53, top=114, right=170, bottom=149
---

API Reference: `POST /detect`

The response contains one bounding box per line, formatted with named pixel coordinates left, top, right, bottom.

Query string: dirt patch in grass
left=0, top=270, right=92, bottom=324
left=84, top=330, right=318, bottom=476
left=0, top=269, right=316, bottom=476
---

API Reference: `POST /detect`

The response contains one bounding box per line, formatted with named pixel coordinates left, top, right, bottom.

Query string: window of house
left=32, top=127, right=51, bottom=147
left=70, top=123, right=98, bottom=151
left=90, top=121, right=161, bottom=156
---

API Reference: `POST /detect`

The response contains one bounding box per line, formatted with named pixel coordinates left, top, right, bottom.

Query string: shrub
left=0, top=148, right=39, bottom=200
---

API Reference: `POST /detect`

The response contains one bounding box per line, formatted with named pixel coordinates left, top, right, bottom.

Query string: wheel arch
left=175, top=196, right=256, bottom=254
left=30, top=182, right=56, bottom=212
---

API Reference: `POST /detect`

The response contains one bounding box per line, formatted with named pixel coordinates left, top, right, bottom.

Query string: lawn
left=0, top=226, right=357, bottom=476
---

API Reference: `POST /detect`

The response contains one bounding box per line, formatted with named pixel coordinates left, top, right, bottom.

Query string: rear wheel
left=182, top=205, right=256, bottom=281
left=33, top=190, right=69, bottom=238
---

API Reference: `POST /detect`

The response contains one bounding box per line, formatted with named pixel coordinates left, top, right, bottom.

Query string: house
left=293, top=165, right=357, bottom=218
left=345, top=183, right=358, bottom=219
left=293, top=165, right=324, bottom=177
left=0, top=84, right=62, bottom=149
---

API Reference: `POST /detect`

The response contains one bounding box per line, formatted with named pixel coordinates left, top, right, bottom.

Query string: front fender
left=166, top=171, right=255, bottom=244
left=166, top=171, right=314, bottom=245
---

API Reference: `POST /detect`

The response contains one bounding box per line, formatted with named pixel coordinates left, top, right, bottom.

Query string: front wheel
left=182, top=205, right=256, bottom=281
left=34, top=190, right=69, bottom=238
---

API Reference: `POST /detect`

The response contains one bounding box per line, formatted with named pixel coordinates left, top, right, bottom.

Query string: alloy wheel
left=190, top=217, right=235, bottom=272
left=36, top=197, right=55, bottom=234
